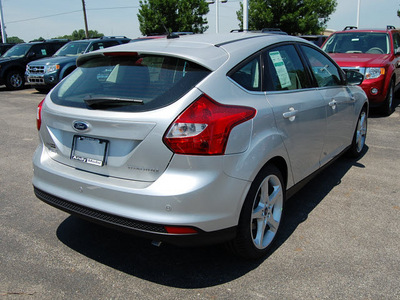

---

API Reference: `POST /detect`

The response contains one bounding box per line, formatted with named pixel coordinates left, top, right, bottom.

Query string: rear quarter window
left=50, top=54, right=210, bottom=112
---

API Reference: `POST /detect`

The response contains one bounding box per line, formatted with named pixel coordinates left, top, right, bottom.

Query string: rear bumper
left=32, top=145, right=250, bottom=246
left=34, top=187, right=237, bottom=246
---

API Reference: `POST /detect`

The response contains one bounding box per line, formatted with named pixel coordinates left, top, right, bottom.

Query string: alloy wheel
left=251, top=174, right=283, bottom=249
left=355, top=110, right=367, bottom=153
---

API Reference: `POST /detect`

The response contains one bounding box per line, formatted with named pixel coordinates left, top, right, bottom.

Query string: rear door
left=263, top=44, right=327, bottom=183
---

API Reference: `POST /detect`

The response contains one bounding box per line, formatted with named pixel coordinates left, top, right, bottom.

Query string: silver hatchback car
left=33, top=33, right=368, bottom=259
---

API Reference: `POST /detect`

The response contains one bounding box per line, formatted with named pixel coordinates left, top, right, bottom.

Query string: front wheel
left=347, top=107, right=368, bottom=158
left=228, top=164, right=285, bottom=259
left=382, top=80, right=394, bottom=116
left=5, top=70, right=25, bottom=90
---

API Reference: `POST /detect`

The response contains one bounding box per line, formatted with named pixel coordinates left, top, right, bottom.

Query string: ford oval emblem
left=73, top=121, right=90, bottom=132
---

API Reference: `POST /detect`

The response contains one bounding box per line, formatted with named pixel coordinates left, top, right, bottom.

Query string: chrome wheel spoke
left=253, top=219, right=267, bottom=247
left=267, top=215, right=279, bottom=233
left=252, top=203, right=264, bottom=219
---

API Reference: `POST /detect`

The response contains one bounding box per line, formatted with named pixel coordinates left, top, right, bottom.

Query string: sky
left=1, top=0, right=400, bottom=42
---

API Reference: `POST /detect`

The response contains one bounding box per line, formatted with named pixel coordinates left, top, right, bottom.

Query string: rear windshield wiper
left=84, top=96, right=144, bottom=108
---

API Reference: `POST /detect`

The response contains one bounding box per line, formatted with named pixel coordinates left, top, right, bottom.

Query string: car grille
left=33, top=187, right=168, bottom=233
left=27, top=65, right=45, bottom=74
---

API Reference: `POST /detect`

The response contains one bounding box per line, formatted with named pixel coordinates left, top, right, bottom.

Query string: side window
left=263, top=44, right=309, bottom=91
left=88, top=42, right=104, bottom=52
left=30, top=45, right=48, bottom=57
left=301, top=45, right=343, bottom=87
left=229, top=56, right=261, bottom=91
left=392, top=32, right=400, bottom=51
left=103, top=41, right=120, bottom=48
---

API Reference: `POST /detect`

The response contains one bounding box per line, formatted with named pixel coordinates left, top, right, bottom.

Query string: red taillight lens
left=164, top=226, right=198, bottom=234
left=163, top=94, right=256, bottom=155
left=36, top=99, right=45, bottom=130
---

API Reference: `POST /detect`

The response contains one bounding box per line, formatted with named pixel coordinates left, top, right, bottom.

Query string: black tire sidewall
left=383, top=80, right=394, bottom=116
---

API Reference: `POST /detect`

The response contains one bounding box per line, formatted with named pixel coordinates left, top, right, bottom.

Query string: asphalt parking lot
left=1, top=87, right=399, bottom=299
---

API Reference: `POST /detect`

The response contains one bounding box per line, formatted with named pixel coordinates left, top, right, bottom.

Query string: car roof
left=335, top=26, right=399, bottom=34
left=77, top=33, right=309, bottom=71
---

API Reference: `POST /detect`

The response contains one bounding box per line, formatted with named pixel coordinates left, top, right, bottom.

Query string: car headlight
left=365, top=67, right=385, bottom=79
left=45, top=64, right=60, bottom=74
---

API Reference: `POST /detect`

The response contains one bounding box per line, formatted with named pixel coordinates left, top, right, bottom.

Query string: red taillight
left=164, top=226, right=198, bottom=234
left=36, top=99, right=45, bottom=130
left=163, top=94, right=256, bottom=155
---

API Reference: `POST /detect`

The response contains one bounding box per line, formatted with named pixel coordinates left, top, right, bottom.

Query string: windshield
left=54, top=41, right=90, bottom=57
left=2, top=44, right=31, bottom=58
left=323, top=32, right=390, bottom=54
left=51, top=54, right=211, bottom=112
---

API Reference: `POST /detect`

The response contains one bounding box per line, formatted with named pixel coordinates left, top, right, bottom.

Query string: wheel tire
left=5, top=70, right=25, bottom=90
left=347, top=107, right=368, bottom=158
left=228, top=164, right=285, bottom=259
left=382, top=80, right=394, bottom=116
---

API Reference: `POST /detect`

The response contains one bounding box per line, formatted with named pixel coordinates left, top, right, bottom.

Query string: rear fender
left=223, top=124, right=293, bottom=189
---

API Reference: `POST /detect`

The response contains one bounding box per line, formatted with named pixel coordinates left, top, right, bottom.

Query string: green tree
left=1, top=36, right=24, bottom=43
left=237, top=0, right=337, bottom=35
left=30, top=37, right=46, bottom=42
left=138, top=0, right=209, bottom=35
left=71, top=29, right=104, bottom=40
left=54, top=29, right=104, bottom=41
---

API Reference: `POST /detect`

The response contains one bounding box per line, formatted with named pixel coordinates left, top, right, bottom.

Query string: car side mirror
left=345, top=70, right=364, bottom=86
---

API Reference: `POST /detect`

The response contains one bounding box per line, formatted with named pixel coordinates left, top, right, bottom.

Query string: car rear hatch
left=40, top=50, right=218, bottom=182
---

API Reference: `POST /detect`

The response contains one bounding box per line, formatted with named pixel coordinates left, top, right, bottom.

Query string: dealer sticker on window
left=269, top=51, right=291, bottom=89
left=71, top=136, right=108, bottom=166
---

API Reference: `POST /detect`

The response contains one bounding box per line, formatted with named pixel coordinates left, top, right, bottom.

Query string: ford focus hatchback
left=33, top=33, right=368, bottom=259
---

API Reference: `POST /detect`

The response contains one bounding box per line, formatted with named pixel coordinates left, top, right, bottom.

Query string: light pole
left=206, top=0, right=228, bottom=34
left=243, top=0, right=248, bottom=31
left=0, top=0, right=6, bottom=43
left=81, top=0, right=89, bottom=38
left=356, top=0, right=361, bottom=28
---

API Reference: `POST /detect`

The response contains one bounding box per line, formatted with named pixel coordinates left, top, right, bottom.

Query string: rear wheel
left=347, top=107, right=367, bottom=158
left=228, top=164, right=285, bottom=259
left=5, top=70, right=24, bottom=90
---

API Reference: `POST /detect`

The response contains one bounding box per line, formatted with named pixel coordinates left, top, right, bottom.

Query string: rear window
left=50, top=54, right=210, bottom=112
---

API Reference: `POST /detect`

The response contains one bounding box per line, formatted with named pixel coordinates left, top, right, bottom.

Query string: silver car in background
left=33, top=33, right=368, bottom=259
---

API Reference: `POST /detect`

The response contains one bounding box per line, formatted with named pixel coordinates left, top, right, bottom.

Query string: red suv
left=322, top=26, right=400, bottom=115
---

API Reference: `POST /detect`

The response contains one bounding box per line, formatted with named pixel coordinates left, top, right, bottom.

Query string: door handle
left=329, top=99, right=337, bottom=110
left=283, top=107, right=298, bottom=121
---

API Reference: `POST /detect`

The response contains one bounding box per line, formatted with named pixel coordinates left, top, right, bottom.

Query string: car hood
left=28, top=56, right=77, bottom=66
left=0, top=57, right=18, bottom=64
left=328, top=53, right=391, bottom=67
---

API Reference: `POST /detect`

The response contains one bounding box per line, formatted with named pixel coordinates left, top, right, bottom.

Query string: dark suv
left=322, top=25, right=400, bottom=115
left=0, top=39, right=69, bottom=90
left=25, top=36, right=131, bottom=92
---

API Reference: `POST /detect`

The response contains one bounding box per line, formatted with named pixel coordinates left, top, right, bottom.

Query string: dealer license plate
left=71, top=136, right=109, bottom=166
